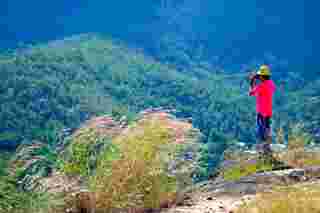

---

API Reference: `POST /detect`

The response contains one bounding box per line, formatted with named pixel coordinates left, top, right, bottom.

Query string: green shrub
left=0, top=175, right=28, bottom=211
left=0, top=152, right=62, bottom=213
left=0, top=169, right=63, bottom=213
left=61, top=128, right=112, bottom=177
left=0, top=180, right=64, bottom=213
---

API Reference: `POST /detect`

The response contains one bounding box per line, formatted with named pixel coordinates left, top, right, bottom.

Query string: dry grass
left=236, top=183, right=320, bottom=213
left=90, top=119, right=182, bottom=211
left=277, top=148, right=320, bottom=168
left=274, top=125, right=320, bottom=168
left=58, top=112, right=199, bottom=212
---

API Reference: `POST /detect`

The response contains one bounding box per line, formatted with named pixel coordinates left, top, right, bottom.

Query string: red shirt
left=249, top=80, right=276, bottom=117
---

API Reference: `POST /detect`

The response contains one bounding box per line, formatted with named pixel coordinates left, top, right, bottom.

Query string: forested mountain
left=0, top=34, right=251, bottom=155
left=1, top=1, right=318, bottom=73
left=0, top=34, right=318, bottom=167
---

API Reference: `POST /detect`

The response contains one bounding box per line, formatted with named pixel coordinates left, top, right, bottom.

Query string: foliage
left=0, top=152, right=10, bottom=176
left=0, top=152, right=62, bottom=213
left=61, top=128, right=112, bottom=177
left=0, top=157, right=62, bottom=213
left=32, top=146, right=58, bottom=165
left=0, top=175, right=29, bottom=211
left=0, top=154, right=26, bottom=211
left=0, top=35, right=260, bottom=174
left=6, top=142, right=57, bottom=188
left=111, top=105, right=137, bottom=124
left=277, top=79, right=320, bottom=143
left=0, top=180, right=64, bottom=213
left=195, top=144, right=213, bottom=181
left=90, top=120, right=186, bottom=210
left=237, top=184, right=320, bottom=213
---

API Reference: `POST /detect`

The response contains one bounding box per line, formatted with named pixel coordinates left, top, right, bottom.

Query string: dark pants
left=257, top=113, right=271, bottom=141
left=256, top=113, right=272, bottom=156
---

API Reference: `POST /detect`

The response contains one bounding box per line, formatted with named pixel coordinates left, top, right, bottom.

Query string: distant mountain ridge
left=1, top=1, right=317, bottom=71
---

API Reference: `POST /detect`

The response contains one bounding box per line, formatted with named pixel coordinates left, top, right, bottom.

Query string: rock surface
left=162, top=166, right=320, bottom=213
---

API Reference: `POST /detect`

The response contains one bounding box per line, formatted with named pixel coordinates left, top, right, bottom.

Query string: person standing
left=249, top=65, right=276, bottom=156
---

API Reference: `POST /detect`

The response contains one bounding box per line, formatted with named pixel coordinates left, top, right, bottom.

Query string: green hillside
left=0, top=34, right=318, bottom=174
left=0, top=35, right=245, bottom=141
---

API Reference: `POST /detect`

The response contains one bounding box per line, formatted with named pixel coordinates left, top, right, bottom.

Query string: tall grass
left=275, top=124, right=320, bottom=168
left=237, top=184, right=320, bottom=213
left=90, top=119, right=184, bottom=211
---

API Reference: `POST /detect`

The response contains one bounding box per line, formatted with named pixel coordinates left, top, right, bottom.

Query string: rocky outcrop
left=162, top=166, right=320, bottom=213
left=161, top=167, right=320, bottom=213
left=202, top=169, right=306, bottom=196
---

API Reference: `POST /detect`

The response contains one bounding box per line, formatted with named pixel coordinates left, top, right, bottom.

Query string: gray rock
left=305, top=166, right=320, bottom=179
left=198, top=168, right=315, bottom=197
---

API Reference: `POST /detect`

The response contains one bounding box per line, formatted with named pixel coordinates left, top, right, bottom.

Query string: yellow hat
left=257, top=65, right=271, bottom=76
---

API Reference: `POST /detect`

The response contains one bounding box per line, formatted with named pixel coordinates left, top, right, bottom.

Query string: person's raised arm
left=249, top=73, right=258, bottom=96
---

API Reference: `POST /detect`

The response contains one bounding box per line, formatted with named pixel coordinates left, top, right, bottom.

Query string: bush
left=0, top=185, right=64, bottom=213
left=61, top=128, right=112, bottom=177
left=90, top=119, right=186, bottom=211
left=0, top=151, right=64, bottom=213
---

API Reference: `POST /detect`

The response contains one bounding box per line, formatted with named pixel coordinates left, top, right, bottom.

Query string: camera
left=249, top=73, right=260, bottom=87
left=249, top=72, right=259, bottom=81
